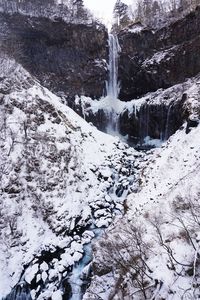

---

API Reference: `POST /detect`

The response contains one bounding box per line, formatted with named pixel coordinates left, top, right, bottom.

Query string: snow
left=143, top=47, right=177, bottom=67
left=41, top=271, right=48, bottom=283
left=25, top=264, right=39, bottom=284
left=1, top=40, right=200, bottom=299
left=0, top=63, right=140, bottom=298
left=51, top=290, right=62, bottom=300
left=128, top=23, right=144, bottom=33
left=40, top=262, right=49, bottom=272
left=86, top=123, right=200, bottom=299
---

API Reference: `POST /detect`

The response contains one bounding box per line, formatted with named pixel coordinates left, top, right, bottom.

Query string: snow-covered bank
left=1, top=49, right=200, bottom=300
left=85, top=122, right=200, bottom=299
left=0, top=66, right=143, bottom=299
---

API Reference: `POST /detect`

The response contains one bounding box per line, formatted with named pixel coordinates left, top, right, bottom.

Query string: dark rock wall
left=80, top=86, right=189, bottom=145
left=0, top=12, right=108, bottom=103
left=119, top=96, right=187, bottom=146
left=118, top=7, right=200, bottom=101
left=1, top=7, right=199, bottom=143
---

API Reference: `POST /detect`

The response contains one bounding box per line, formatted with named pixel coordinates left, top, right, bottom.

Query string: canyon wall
left=118, top=6, right=200, bottom=101
left=0, top=12, right=108, bottom=104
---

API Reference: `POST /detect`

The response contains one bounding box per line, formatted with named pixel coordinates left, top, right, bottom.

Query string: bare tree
left=94, top=221, right=153, bottom=299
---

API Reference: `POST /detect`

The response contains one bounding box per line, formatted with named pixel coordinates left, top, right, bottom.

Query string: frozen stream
left=68, top=228, right=102, bottom=300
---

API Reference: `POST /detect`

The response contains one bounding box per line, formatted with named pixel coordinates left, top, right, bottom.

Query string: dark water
left=3, top=285, right=32, bottom=300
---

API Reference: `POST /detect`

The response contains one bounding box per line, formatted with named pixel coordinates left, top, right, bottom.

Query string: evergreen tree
left=113, top=0, right=130, bottom=28
left=135, top=0, right=144, bottom=22
left=73, top=0, right=88, bottom=21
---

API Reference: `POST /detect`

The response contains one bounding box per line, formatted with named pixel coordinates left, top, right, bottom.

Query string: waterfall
left=106, top=33, right=121, bottom=100
left=106, top=33, right=121, bottom=133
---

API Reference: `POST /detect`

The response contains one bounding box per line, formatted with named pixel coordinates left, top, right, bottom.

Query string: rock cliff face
left=63, top=5, right=200, bottom=144
left=0, top=12, right=108, bottom=104
left=76, top=73, right=200, bottom=147
left=118, top=6, right=200, bottom=101
left=0, top=2, right=199, bottom=146
left=119, top=88, right=188, bottom=146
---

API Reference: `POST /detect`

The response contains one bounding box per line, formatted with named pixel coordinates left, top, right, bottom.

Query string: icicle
left=134, top=104, right=137, bottom=118
left=164, top=104, right=172, bottom=140
left=81, top=100, right=86, bottom=120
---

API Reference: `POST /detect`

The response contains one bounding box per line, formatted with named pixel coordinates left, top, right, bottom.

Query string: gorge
left=0, top=1, right=200, bottom=300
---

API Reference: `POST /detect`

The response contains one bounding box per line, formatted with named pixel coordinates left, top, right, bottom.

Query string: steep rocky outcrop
left=118, top=7, right=200, bottom=101
left=76, top=74, right=200, bottom=147
left=119, top=90, right=188, bottom=146
left=0, top=12, right=108, bottom=104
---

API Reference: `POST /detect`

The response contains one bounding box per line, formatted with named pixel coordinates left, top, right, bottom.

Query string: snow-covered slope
left=0, top=57, right=141, bottom=299
left=1, top=51, right=200, bottom=300
left=85, top=122, right=200, bottom=299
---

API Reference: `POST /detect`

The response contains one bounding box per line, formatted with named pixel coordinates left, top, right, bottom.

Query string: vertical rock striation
left=0, top=12, right=108, bottom=105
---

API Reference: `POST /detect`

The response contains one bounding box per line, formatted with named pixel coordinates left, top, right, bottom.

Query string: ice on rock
left=81, top=263, right=91, bottom=279
left=51, top=290, right=62, bottom=300
left=73, top=251, right=83, bottom=262
left=70, top=241, right=83, bottom=253
left=24, top=264, right=39, bottom=284
left=40, top=261, right=49, bottom=272
left=60, top=252, right=74, bottom=267
left=41, top=271, right=48, bottom=282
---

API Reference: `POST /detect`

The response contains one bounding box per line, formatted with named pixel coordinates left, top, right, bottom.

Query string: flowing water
left=3, top=285, right=31, bottom=300
left=106, top=34, right=121, bottom=134
left=106, top=33, right=121, bottom=100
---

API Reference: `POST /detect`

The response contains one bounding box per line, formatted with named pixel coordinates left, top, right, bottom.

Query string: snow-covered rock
left=85, top=123, right=200, bottom=300
left=0, top=57, right=139, bottom=299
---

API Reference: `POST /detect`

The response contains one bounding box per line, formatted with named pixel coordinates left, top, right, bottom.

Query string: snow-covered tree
left=113, top=0, right=130, bottom=31
left=73, top=0, right=89, bottom=21
left=131, top=0, right=200, bottom=29
left=0, top=0, right=94, bottom=24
